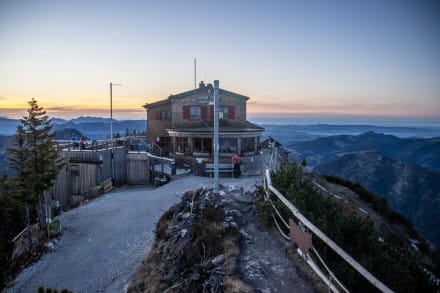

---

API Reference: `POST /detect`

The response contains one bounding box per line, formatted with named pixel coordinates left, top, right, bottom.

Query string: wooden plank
left=103, top=178, right=113, bottom=193
left=71, top=195, right=83, bottom=205
left=126, top=152, right=150, bottom=184
left=205, top=163, right=234, bottom=173
left=289, top=219, right=312, bottom=254
left=113, top=147, right=127, bottom=185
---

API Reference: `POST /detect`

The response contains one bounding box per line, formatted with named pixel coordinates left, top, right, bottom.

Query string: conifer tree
left=7, top=124, right=33, bottom=248
left=8, top=98, right=64, bottom=229
left=0, top=175, right=12, bottom=288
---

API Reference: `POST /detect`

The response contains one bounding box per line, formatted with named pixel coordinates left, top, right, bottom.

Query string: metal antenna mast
left=194, top=58, right=197, bottom=90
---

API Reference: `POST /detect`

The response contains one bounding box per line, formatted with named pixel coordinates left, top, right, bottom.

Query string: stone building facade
left=143, top=81, right=264, bottom=158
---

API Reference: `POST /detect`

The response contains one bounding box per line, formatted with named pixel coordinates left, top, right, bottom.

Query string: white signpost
left=213, top=80, right=220, bottom=192
left=196, top=82, right=220, bottom=192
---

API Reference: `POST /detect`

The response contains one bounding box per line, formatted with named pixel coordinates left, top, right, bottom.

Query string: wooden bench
left=205, top=163, right=234, bottom=177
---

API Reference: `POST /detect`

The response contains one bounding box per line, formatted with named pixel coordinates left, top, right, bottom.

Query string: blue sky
left=0, top=0, right=439, bottom=121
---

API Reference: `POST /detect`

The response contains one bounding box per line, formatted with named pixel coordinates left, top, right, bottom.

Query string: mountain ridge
left=0, top=117, right=147, bottom=139
left=315, top=152, right=440, bottom=248
left=289, top=131, right=440, bottom=172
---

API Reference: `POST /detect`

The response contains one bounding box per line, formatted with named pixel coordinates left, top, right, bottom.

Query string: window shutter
left=183, top=106, right=189, bottom=119
left=229, top=106, right=235, bottom=119
left=201, top=105, right=208, bottom=119
left=155, top=111, right=161, bottom=120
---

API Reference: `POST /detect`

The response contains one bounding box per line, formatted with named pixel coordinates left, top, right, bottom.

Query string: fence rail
left=54, top=136, right=151, bottom=152
left=264, top=168, right=393, bottom=293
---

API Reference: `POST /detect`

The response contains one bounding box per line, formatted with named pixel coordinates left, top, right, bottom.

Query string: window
left=242, top=137, right=254, bottom=153
left=193, top=137, right=212, bottom=153
left=219, top=137, right=236, bottom=153
left=219, top=106, right=229, bottom=118
left=176, top=137, right=189, bottom=153
left=160, top=110, right=171, bottom=120
left=190, top=106, right=201, bottom=117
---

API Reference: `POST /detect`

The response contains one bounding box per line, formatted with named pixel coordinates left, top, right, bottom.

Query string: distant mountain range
left=50, top=116, right=118, bottom=124
left=315, top=152, right=440, bottom=248
left=286, top=131, right=440, bottom=247
left=0, top=116, right=147, bottom=140
left=289, top=131, right=440, bottom=172
left=261, top=123, right=440, bottom=145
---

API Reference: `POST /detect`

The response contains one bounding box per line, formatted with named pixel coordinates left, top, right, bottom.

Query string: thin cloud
left=248, top=100, right=434, bottom=116
left=111, top=30, right=121, bottom=37
left=43, top=105, right=146, bottom=120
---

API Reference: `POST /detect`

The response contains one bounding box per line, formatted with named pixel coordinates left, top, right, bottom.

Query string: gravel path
left=8, top=176, right=260, bottom=293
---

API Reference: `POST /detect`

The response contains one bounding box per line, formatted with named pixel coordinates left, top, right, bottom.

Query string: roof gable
left=143, top=83, right=249, bottom=109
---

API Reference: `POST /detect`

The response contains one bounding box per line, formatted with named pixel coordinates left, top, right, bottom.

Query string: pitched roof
left=143, top=99, right=169, bottom=109
left=143, top=83, right=249, bottom=109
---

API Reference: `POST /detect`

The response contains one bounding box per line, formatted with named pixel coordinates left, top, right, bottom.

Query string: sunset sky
left=1, top=0, right=439, bottom=122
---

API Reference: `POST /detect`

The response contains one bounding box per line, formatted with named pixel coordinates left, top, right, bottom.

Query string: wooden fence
left=50, top=146, right=146, bottom=208
left=127, top=152, right=150, bottom=184
left=50, top=137, right=183, bottom=208
left=263, top=168, right=393, bottom=293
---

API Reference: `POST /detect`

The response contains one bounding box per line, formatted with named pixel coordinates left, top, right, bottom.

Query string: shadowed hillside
left=315, top=152, right=440, bottom=248
left=266, top=163, right=439, bottom=292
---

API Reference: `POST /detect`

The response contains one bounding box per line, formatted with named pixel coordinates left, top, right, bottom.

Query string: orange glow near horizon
left=1, top=91, right=439, bottom=121
left=247, top=100, right=440, bottom=118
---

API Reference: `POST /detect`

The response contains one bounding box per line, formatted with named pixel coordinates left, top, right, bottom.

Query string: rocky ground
left=128, top=183, right=316, bottom=292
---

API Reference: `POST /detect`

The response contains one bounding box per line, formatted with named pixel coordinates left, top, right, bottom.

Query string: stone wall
left=147, top=102, right=172, bottom=143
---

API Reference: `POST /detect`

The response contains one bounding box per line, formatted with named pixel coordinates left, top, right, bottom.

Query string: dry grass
left=223, top=278, right=253, bottom=293
left=127, top=188, right=247, bottom=293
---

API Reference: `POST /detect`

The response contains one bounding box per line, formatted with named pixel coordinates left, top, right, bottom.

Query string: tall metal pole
left=109, top=82, right=122, bottom=184
left=110, top=82, right=114, bottom=183
left=213, top=80, right=220, bottom=192
left=110, top=82, right=113, bottom=147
